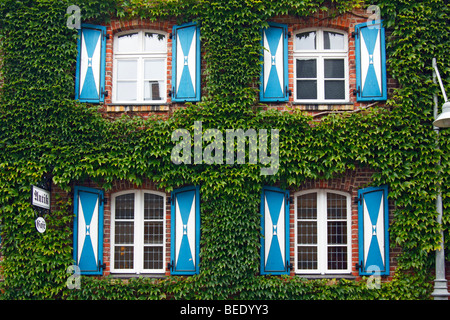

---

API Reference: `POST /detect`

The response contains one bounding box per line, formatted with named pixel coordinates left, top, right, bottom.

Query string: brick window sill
left=296, top=274, right=357, bottom=280
left=106, top=104, right=169, bottom=112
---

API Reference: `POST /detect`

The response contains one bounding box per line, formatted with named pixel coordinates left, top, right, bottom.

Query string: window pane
left=144, top=247, right=163, bottom=270
left=115, top=221, right=134, bottom=244
left=297, top=80, right=317, bottom=100
left=324, top=31, right=344, bottom=50
left=115, top=194, right=135, bottom=219
left=328, top=247, right=347, bottom=270
left=297, top=221, right=317, bottom=244
left=117, top=33, right=139, bottom=52
left=144, top=81, right=163, bottom=101
left=116, top=81, right=137, bottom=101
left=327, top=193, right=347, bottom=219
left=297, top=193, right=317, bottom=219
left=117, top=60, right=137, bottom=80
left=297, top=246, right=317, bottom=270
left=295, top=31, right=316, bottom=50
left=324, top=80, right=345, bottom=100
left=144, top=193, right=164, bottom=220
left=327, top=221, right=347, bottom=245
left=324, top=59, right=345, bottom=79
left=114, top=246, right=134, bottom=269
left=144, top=59, right=165, bottom=80
left=296, top=59, right=316, bottom=78
left=144, top=221, right=163, bottom=244
left=144, top=33, right=166, bottom=52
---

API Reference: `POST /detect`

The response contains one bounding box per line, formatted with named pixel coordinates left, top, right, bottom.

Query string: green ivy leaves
left=0, top=0, right=448, bottom=300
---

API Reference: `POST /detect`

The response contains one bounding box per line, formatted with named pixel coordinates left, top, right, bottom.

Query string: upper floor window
left=295, top=189, right=351, bottom=274
left=110, top=190, right=166, bottom=274
left=113, top=30, right=167, bottom=104
left=294, top=29, right=348, bottom=103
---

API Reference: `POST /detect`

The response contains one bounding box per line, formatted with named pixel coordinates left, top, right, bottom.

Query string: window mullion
left=135, top=191, right=143, bottom=274
left=317, top=191, right=327, bottom=274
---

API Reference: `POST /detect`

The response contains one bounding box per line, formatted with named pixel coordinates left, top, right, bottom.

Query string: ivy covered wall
left=0, top=0, right=449, bottom=300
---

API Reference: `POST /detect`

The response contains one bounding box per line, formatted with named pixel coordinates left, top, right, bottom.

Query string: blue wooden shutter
left=75, top=24, right=107, bottom=103
left=260, top=22, right=289, bottom=102
left=357, top=185, right=389, bottom=276
left=355, top=21, right=387, bottom=101
left=172, top=22, right=201, bottom=102
left=261, top=186, right=290, bottom=275
left=73, top=186, right=105, bottom=275
left=170, top=185, right=200, bottom=275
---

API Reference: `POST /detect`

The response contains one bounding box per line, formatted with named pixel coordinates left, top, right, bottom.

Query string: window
left=113, top=31, right=167, bottom=104
left=295, top=190, right=351, bottom=274
left=294, top=29, right=348, bottom=103
left=111, top=190, right=166, bottom=274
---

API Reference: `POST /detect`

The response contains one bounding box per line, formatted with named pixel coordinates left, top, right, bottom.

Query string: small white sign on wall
left=31, top=185, right=50, bottom=210
left=35, top=217, right=47, bottom=233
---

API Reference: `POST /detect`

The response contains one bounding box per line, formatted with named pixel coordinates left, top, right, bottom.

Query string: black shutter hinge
left=287, top=260, right=294, bottom=271
left=286, top=86, right=292, bottom=97
left=354, top=195, right=362, bottom=205
left=99, top=260, right=106, bottom=270
left=100, top=195, right=108, bottom=205
left=167, top=260, right=174, bottom=271
left=285, top=193, right=293, bottom=205
left=355, top=261, right=363, bottom=271
left=353, top=86, right=360, bottom=96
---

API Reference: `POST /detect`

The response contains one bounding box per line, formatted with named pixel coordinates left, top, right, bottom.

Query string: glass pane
left=328, top=246, right=347, bottom=270
left=115, top=194, right=135, bottom=219
left=144, top=81, right=163, bottom=101
left=297, top=246, right=317, bottom=270
left=144, top=59, right=165, bottom=80
left=324, top=80, right=345, bottom=100
left=295, top=31, right=316, bottom=50
left=324, top=31, right=344, bottom=50
left=296, top=80, right=317, bottom=100
left=327, top=193, right=347, bottom=219
left=115, top=221, right=134, bottom=244
left=327, top=221, right=347, bottom=245
left=117, top=33, right=139, bottom=52
left=114, top=246, right=134, bottom=269
left=144, top=221, right=163, bottom=244
left=324, top=59, right=345, bottom=79
left=116, top=81, right=137, bottom=101
left=297, top=221, right=317, bottom=244
left=297, top=193, right=317, bottom=219
left=144, top=193, right=164, bottom=220
left=296, top=59, right=317, bottom=78
left=144, top=32, right=166, bottom=52
left=117, top=60, right=137, bottom=80
left=144, top=247, right=163, bottom=270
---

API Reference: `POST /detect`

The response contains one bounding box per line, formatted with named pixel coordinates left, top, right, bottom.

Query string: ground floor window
left=295, top=189, right=351, bottom=274
left=110, top=190, right=166, bottom=274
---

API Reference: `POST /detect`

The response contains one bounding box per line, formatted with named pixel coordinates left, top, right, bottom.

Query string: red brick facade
left=50, top=9, right=411, bottom=283
left=97, top=8, right=397, bottom=119
left=52, top=165, right=398, bottom=280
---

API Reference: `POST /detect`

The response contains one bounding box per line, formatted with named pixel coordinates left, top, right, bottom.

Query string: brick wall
left=53, top=165, right=400, bottom=280
left=287, top=166, right=398, bottom=281
left=55, top=8, right=406, bottom=283
left=95, top=8, right=399, bottom=119
left=52, top=179, right=172, bottom=277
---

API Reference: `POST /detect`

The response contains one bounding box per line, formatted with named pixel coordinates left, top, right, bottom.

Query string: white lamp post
left=431, top=58, right=450, bottom=300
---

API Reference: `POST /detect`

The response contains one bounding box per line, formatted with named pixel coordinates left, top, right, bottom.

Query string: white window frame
left=110, top=190, right=166, bottom=274
left=294, top=189, right=351, bottom=275
left=293, top=28, right=349, bottom=104
left=112, top=30, right=168, bottom=104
